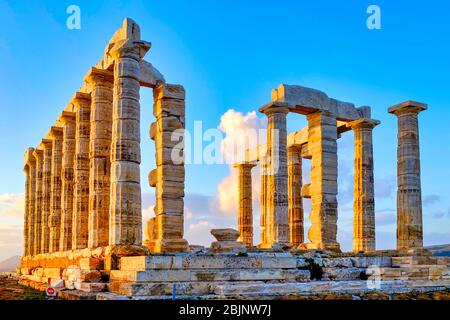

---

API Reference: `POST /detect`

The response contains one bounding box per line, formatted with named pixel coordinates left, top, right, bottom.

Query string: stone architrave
left=234, top=162, right=256, bottom=247
left=348, top=119, right=380, bottom=252
left=48, top=127, right=63, bottom=253
left=41, top=139, right=53, bottom=253
left=33, top=149, right=43, bottom=255
left=306, top=111, right=340, bottom=251
left=108, top=38, right=150, bottom=246
left=72, top=92, right=91, bottom=250
left=259, top=104, right=290, bottom=248
left=59, top=112, right=76, bottom=251
left=287, top=145, right=304, bottom=247
left=85, top=67, right=114, bottom=248
left=389, top=101, right=427, bottom=250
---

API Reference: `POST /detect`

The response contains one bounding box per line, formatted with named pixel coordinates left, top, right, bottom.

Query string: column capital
left=48, top=126, right=63, bottom=140
left=108, top=39, right=151, bottom=60
left=39, top=139, right=53, bottom=150
left=233, top=162, right=257, bottom=170
left=84, top=67, right=114, bottom=86
left=58, top=111, right=76, bottom=125
left=70, top=91, right=91, bottom=109
left=388, top=101, right=427, bottom=116
left=24, top=147, right=36, bottom=165
left=33, top=148, right=43, bottom=160
left=259, top=102, right=290, bottom=115
left=347, top=119, right=380, bottom=130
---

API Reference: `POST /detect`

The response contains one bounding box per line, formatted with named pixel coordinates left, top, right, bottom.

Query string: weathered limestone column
left=260, top=104, right=290, bottom=248
left=33, top=149, right=43, bottom=255
left=24, top=149, right=36, bottom=256
left=22, top=152, right=32, bottom=257
left=72, top=92, right=91, bottom=250
left=108, top=39, right=150, bottom=246
left=389, top=101, right=427, bottom=250
left=234, top=162, right=256, bottom=247
left=259, top=156, right=268, bottom=246
left=348, top=119, right=380, bottom=252
left=41, top=139, right=53, bottom=253
left=49, top=127, right=63, bottom=253
left=59, top=112, right=76, bottom=251
left=306, top=111, right=340, bottom=251
left=147, top=84, right=189, bottom=252
left=287, top=145, right=304, bottom=247
left=85, top=68, right=114, bottom=248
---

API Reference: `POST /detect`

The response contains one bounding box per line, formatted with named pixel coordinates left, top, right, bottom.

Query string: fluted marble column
left=41, top=139, right=53, bottom=253
left=348, top=119, right=380, bottom=252
left=59, top=112, right=76, bottom=251
left=306, top=111, right=340, bottom=251
left=234, top=162, right=256, bottom=247
left=72, top=92, right=91, bottom=250
left=22, top=162, right=30, bottom=256
left=33, top=149, right=43, bottom=255
left=260, top=104, right=290, bottom=247
left=389, top=101, right=427, bottom=250
left=85, top=67, right=114, bottom=248
left=49, top=127, right=63, bottom=253
left=24, top=148, right=36, bottom=256
left=288, top=145, right=304, bottom=247
left=108, top=40, right=150, bottom=246
left=259, top=156, right=268, bottom=246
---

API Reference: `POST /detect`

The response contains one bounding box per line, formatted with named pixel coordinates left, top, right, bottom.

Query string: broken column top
left=347, top=119, right=381, bottom=129
left=24, top=148, right=36, bottom=165
left=269, top=84, right=369, bottom=121
left=388, top=100, right=428, bottom=115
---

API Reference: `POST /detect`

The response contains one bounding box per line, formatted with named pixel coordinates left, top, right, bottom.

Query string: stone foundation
left=15, top=250, right=450, bottom=300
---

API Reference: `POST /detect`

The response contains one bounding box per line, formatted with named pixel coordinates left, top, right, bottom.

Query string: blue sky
left=0, top=0, right=449, bottom=259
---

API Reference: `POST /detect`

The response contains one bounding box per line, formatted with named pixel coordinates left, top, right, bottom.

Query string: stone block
left=79, top=258, right=103, bottom=270
left=153, top=84, right=185, bottom=101
left=322, top=268, right=365, bottom=281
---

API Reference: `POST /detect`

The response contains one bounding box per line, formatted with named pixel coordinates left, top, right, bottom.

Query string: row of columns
left=235, top=108, right=380, bottom=252
left=236, top=101, right=427, bottom=252
left=22, top=40, right=150, bottom=256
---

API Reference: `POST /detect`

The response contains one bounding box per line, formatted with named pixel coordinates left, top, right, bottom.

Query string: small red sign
left=46, top=287, right=56, bottom=296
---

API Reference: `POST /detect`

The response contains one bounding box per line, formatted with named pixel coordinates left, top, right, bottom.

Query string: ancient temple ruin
left=17, top=19, right=450, bottom=300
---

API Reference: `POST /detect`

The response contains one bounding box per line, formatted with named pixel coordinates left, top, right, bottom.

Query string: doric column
left=306, top=111, right=340, bottom=251
left=146, top=84, right=189, bottom=253
left=49, top=127, right=63, bottom=253
left=84, top=67, right=114, bottom=248
left=33, top=149, right=43, bottom=255
left=40, top=139, right=53, bottom=253
left=72, top=92, right=91, bottom=250
left=24, top=148, right=36, bottom=256
left=389, top=101, right=427, bottom=250
left=59, top=112, right=76, bottom=251
left=260, top=104, right=290, bottom=248
left=287, top=145, right=304, bottom=247
left=348, top=119, right=380, bottom=252
left=234, top=162, right=256, bottom=247
left=108, top=39, right=150, bottom=246
left=259, top=156, right=267, bottom=246
left=22, top=160, right=30, bottom=256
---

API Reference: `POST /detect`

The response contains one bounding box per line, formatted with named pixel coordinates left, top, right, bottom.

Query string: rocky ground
left=0, top=274, right=50, bottom=300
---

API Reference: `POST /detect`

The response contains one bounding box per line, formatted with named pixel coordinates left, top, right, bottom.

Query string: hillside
left=0, top=256, right=21, bottom=272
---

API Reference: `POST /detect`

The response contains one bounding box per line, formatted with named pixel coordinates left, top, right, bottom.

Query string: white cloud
left=215, top=109, right=266, bottom=216
left=0, top=193, right=24, bottom=218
